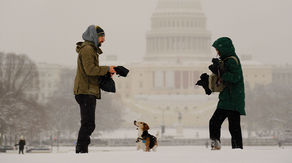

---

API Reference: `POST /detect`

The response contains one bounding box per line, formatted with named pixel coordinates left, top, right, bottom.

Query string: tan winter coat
left=73, top=41, right=108, bottom=99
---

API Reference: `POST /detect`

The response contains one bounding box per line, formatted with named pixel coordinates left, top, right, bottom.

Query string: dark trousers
left=209, top=108, right=243, bottom=149
left=19, top=149, right=24, bottom=154
left=75, top=94, right=96, bottom=147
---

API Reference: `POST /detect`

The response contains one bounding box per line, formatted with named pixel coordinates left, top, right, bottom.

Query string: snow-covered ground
left=1, top=146, right=291, bottom=163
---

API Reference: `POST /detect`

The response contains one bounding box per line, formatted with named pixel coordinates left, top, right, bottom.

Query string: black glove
left=196, top=73, right=212, bottom=95
left=211, top=58, right=220, bottom=68
left=209, top=58, right=225, bottom=77
left=200, top=73, right=209, bottom=81
left=208, top=64, right=219, bottom=75
left=208, top=64, right=225, bottom=77
left=114, top=66, right=129, bottom=77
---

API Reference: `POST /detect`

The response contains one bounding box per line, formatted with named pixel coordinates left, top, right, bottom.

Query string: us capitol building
left=33, top=0, right=281, bottom=128
left=107, top=0, right=272, bottom=127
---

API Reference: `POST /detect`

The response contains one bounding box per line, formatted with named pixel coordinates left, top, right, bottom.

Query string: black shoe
left=76, top=144, right=88, bottom=153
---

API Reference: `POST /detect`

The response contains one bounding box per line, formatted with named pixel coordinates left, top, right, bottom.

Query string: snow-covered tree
left=0, top=52, right=44, bottom=145
left=45, top=67, right=124, bottom=139
left=244, top=83, right=292, bottom=138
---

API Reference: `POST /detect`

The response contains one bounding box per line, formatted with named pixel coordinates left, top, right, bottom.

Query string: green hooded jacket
left=212, top=37, right=246, bottom=115
left=73, top=41, right=108, bottom=99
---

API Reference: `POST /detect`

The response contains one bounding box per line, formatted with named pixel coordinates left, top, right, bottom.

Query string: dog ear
left=143, top=123, right=150, bottom=131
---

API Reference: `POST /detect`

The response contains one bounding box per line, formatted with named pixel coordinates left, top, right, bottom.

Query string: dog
left=134, top=120, right=159, bottom=152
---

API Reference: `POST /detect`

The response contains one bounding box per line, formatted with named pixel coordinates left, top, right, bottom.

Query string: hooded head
left=212, top=37, right=235, bottom=59
left=82, top=25, right=105, bottom=48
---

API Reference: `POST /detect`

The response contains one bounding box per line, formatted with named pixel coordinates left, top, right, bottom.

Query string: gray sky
left=0, top=0, right=292, bottom=66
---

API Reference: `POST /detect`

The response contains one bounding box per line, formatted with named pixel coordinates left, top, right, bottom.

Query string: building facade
left=27, top=63, right=62, bottom=103
left=32, top=0, right=279, bottom=128
left=112, top=0, right=274, bottom=127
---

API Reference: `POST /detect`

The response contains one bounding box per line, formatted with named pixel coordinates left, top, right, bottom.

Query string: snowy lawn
left=1, top=146, right=291, bottom=163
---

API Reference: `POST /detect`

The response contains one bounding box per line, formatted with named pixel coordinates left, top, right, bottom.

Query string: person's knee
left=86, top=123, right=95, bottom=134
left=209, top=117, right=217, bottom=126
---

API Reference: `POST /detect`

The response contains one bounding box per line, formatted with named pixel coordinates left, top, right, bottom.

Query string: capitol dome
left=143, top=0, right=212, bottom=62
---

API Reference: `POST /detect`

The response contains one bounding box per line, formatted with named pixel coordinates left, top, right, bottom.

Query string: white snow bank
left=1, top=146, right=291, bottom=163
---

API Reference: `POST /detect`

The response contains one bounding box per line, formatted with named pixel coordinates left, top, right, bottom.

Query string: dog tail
left=156, top=130, right=160, bottom=140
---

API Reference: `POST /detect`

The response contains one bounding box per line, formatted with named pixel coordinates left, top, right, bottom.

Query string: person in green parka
left=208, top=37, right=246, bottom=150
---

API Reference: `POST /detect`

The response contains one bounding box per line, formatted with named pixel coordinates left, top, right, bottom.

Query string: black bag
left=99, top=72, right=116, bottom=93
left=99, top=66, right=129, bottom=93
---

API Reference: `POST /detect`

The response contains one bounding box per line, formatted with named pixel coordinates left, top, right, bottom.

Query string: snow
left=1, top=146, right=291, bottom=163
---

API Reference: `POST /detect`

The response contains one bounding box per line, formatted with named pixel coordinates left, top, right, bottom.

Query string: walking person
left=17, top=135, right=26, bottom=154
left=73, top=25, right=116, bottom=153
left=208, top=37, right=246, bottom=150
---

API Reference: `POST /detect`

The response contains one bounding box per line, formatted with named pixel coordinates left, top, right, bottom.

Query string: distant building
left=32, top=0, right=275, bottom=128
left=144, top=0, right=212, bottom=62
left=27, top=63, right=62, bottom=103
left=272, top=65, right=292, bottom=86
left=112, top=0, right=274, bottom=127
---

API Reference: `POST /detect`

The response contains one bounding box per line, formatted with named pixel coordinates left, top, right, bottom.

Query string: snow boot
left=76, top=143, right=88, bottom=153
left=211, top=139, right=221, bottom=150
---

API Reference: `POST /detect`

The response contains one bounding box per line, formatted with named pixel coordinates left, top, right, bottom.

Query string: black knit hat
left=95, top=26, right=105, bottom=37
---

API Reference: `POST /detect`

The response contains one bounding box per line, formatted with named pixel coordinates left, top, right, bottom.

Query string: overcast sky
left=0, top=0, right=291, bottom=66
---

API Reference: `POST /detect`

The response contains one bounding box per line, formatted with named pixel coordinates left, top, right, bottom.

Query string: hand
left=196, top=80, right=203, bottom=86
left=196, top=79, right=212, bottom=95
left=200, top=73, right=209, bottom=81
left=209, top=64, right=225, bottom=77
left=109, top=66, right=116, bottom=77
left=209, top=64, right=218, bottom=75
left=196, top=73, right=212, bottom=95
left=211, top=58, right=220, bottom=68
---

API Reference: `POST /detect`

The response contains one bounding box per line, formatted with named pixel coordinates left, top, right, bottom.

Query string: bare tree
left=45, top=67, right=124, bottom=138
left=244, top=83, right=292, bottom=138
left=0, top=53, right=39, bottom=98
left=0, top=52, right=42, bottom=145
left=95, top=92, right=124, bottom=132
left=44, top=67, right=80, bottom=138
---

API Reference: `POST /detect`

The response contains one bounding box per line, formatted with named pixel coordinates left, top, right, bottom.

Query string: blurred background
left=0, top=0, right=291, bottom=149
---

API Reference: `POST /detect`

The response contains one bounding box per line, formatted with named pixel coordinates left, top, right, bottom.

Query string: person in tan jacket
left=73, top=25, right=116, bottom=153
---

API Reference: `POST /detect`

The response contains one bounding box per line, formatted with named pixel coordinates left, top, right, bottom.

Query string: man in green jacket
left=73, top=25, right=116, bottom=153
left=208, top=37, right=246, bottom=150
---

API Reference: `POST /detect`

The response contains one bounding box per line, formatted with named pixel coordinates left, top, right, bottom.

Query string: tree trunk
left=0, top=133, right=3, bottom=145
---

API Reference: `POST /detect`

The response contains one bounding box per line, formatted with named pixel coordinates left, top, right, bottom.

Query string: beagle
left=134, top=120, right=159, bottom=152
